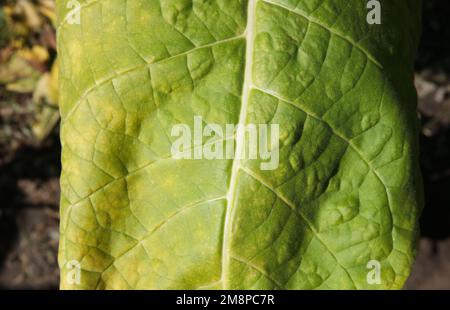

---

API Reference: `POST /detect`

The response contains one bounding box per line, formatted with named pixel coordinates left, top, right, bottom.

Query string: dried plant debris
left=416, top=72, right=450, bottom=137
left=0, top=0, right=58, bottom=164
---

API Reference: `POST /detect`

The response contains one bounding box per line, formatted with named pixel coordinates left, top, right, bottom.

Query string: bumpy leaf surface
left=57, top=0, right=422, bottom=289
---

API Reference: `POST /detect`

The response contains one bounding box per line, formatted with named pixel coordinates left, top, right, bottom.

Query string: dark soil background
left=0, top=0, right=450, bottom=289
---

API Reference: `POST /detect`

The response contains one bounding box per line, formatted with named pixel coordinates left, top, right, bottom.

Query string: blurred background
left=0, top=0, right=449, bottom=289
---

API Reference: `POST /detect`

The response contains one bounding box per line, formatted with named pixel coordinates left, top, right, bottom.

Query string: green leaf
left=57, top=0, right=423, bottom=289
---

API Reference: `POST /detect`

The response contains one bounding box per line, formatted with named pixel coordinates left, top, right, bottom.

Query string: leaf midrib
left=221, top=0, right=257, bottom=289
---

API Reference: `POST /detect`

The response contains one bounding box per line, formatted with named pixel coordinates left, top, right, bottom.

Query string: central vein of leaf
left=221, top=0, right=257, bottom=289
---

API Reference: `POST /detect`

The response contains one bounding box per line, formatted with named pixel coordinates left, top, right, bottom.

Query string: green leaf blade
left=57, top=0, right=423, bottom=289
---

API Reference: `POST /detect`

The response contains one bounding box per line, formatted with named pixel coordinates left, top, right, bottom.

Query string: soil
left=0, top=135, right=60, bottom=289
